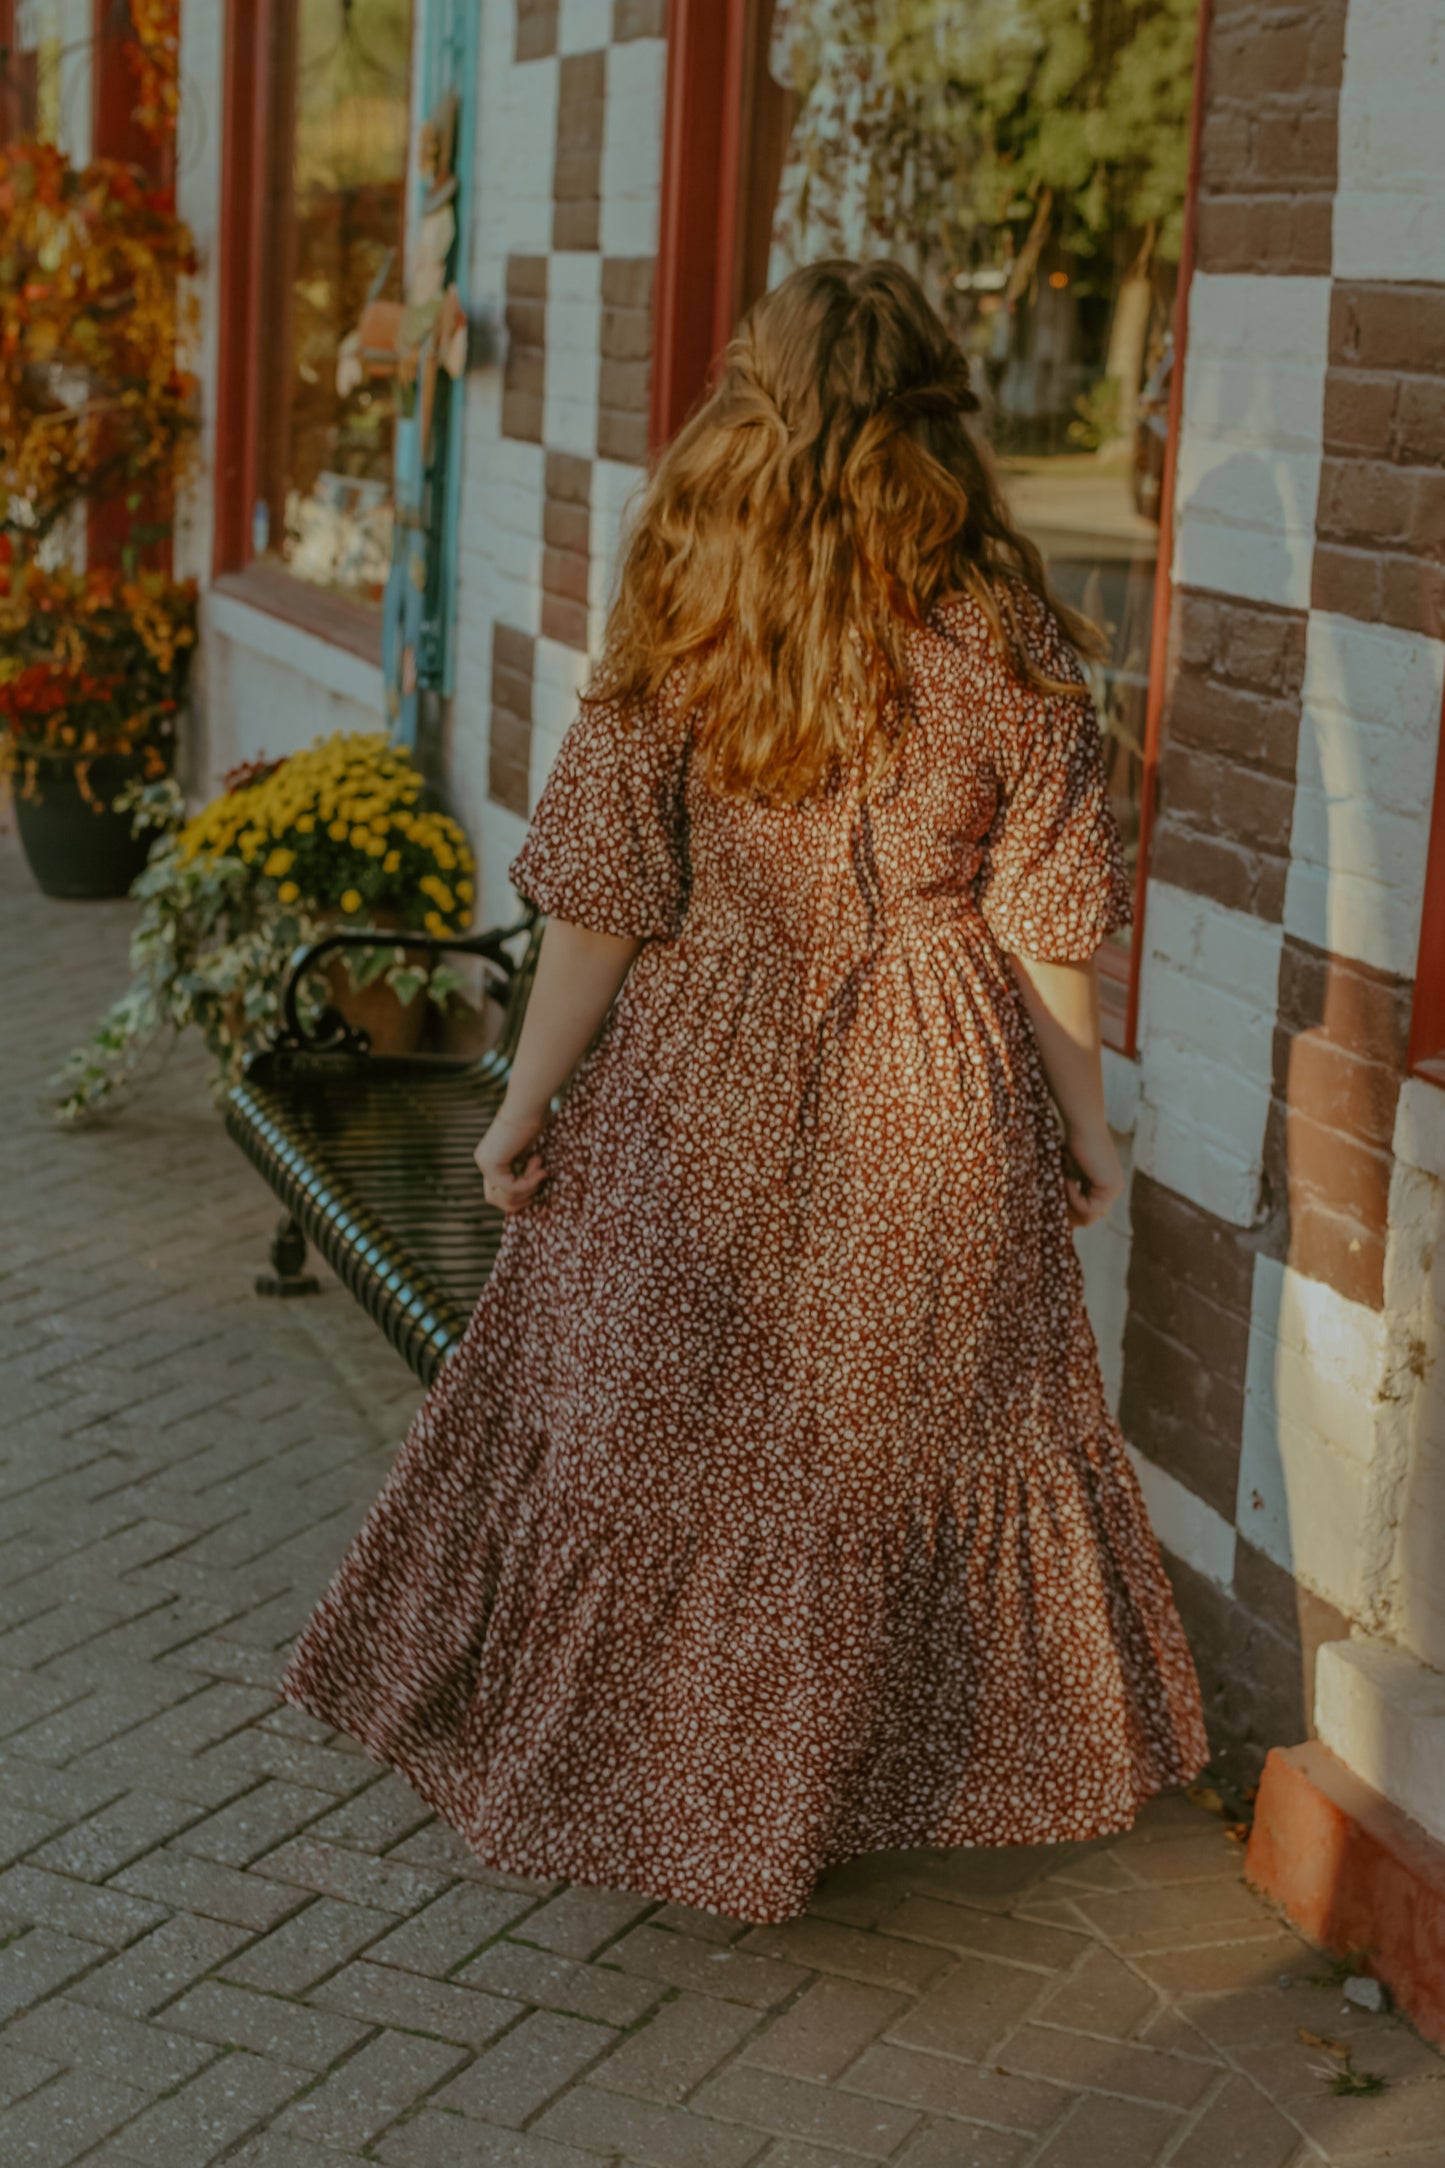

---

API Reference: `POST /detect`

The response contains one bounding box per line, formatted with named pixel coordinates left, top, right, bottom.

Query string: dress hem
left=278, top=1674, right=1208, bottom=1928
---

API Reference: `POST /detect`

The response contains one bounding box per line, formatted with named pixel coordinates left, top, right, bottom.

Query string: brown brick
left=541, top=593, right=590, bottom=651
left=1118, top=1315, right=1244, bottom=1522
left=1280, top=1190, right=1384, bottom=1308
left=506, top=254, right=549, bottom=301
left=545, top=450, right=592, bottom=505
left=503, top=343, right=545, bottom=400
left=1275, top=938, right=1412, bottom=1064
left=1149, top=823, right=1283, bottom=919
left=598, top=357, right=650, bottom=417
left=1409, top=467, right=1445, bottom=556
left=1278, top=1031, right=1403, bottom=1151
left=1196, top=193, right=1333, bottom=277
left=559, top=46, right=606, bottom=102
left=1276, top=1105, right=1393, bottom=1246
left=542, top=547, right=590, bottom=608
left=553, top=199, right=601, bottom=252
left=501, top=389, right=544, bottom=445
left=1129, top=1173, right=1256, bottom=1319
left=1332, top=281, right=1445, bottom=371
left=1213, top=12, right=1344, bottom=92
left=601, top=304, right=653, bottom=362
left=556, top=145, right=604, bottom=198
left=1167, top=673, right=1301, bottom=774
left=599, top=406, right=650, bottom=465
left=1247, top=104, right=1339, bottom=188
left=1310, top=537, right=1383, bottom=621
left=1317, top=456, right=1409, bottom=548
left=492, top=622, right=536, bottom=681
left=493, top=663, right=533, bottom=723
left=1199, top=108, right=1253, bottom=189
left=1322, top=370, right=1400, bottom=458
left=1397, top=377, right=1445, bottom=467
left=544, top=501, right=590, bottom=554
left=602, top=256, right=655, bottom=310
left=516, top=0, right=559, bottom=62
left=1379, top=546, right=1445, bottom=637
left=1158, top=745, right=1295, bottom=851
left=614, top=0, right=665, bottom=36
left=1233, top=1540, right=1350, bottom=1741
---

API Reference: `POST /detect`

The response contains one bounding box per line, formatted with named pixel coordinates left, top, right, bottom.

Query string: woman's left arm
left=474, top=918, right=642, bottom=1213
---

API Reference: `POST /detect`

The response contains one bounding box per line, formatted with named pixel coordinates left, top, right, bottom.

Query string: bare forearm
left=503, top=919, right=642, bottom=1120
left=1006, top=953, right=1108, bottom=1139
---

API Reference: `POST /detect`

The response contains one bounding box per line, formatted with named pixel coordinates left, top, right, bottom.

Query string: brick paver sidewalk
left=1, top=825, right=1441, bottom=2168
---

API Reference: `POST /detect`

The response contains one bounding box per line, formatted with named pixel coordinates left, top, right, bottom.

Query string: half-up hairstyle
left=593, top=257, right=1104, bottom=804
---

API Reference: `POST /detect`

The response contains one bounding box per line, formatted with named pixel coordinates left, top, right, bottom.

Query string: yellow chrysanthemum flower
left=328, top=820, right=348, bottom=842
left=423, top=910, right=447, bottom=937
left=382, top=849, right=401, bottom=874
left=277, top=880, right=300, bottom=905
left=263, top=847, right=295, bottom=877
left=340, top=888, right=362, bottom=913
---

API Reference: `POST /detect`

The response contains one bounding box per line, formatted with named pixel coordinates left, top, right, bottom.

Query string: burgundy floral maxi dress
left=281, top=592, right=1208, bottom=1924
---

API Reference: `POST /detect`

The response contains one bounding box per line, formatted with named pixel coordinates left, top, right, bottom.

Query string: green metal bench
left=225, top=911, right=540, bottom=1384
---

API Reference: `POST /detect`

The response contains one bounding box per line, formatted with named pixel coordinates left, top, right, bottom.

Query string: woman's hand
left=474, top=1096, right=550, bottom=1216
left=1061, top=1120, right=1124, bottom=1230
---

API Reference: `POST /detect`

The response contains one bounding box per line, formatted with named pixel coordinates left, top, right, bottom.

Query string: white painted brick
left=1185, top=274, right=1333, bottom=368
left=1173, top=274, right=1328, bottom=609
left=1282, top=858, right=1425, bottom=982
left=559, top=0, right=612, bottom=53
left=1237, top=1258, right=1390, bottom=1614
left=1132, top=1105, right=1264, bottom=1228
left=1134, top=887, right=1280, bottom=1224
left=1394, top=1076, right=1445, bottom=1184
left=1315, top=1638, right=1445, bottom=1848
left=1125, top=1446, right=1237, bottom=1591
left=481, top=801, right=531, bottom=924
left=1142, top=882, right=1284, bottom=1009
left=550, top=253, right=604, bottom=308
left=1101, top=1045, right=1141, bottom=1138
left=1336, top=0, right=1445, bottom=281
left=1283, top=613, right=1443, bottom=976
left=600, top=35, right=666, bottom=257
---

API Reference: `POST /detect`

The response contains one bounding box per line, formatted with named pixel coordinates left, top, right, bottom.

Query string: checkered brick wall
left=1112, top=0, right=1445, bottom=1833
left=449, top=0, right=665, bottom=919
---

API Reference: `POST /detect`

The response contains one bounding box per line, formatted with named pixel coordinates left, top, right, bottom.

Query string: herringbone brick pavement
left=0, top=823, right=1440, bottom=2168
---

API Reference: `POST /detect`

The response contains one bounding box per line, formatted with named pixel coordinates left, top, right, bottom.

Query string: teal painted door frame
left=383, top=0, right=480, bottom=757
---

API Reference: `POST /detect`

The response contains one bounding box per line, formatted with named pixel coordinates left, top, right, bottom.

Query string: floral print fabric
left=281, top=592, right=1208, bottom=1924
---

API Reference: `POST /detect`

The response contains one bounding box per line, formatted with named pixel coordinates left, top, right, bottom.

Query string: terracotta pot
left=323, top=920, right=428, bottom=1057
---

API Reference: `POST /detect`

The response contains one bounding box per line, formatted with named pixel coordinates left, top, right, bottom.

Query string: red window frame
left=212, top=0, right=390, bottom=663
left=1408, top=679, right=1445, bottom=1088
left=650, top=0, right=1213, bottom=1059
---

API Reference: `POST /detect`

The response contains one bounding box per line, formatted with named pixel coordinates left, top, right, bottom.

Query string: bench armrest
left=275, top=907, right=540, bottom=1058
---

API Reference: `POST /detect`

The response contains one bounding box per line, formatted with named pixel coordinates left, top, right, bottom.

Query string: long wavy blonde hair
left=593, top=257, right=1102, bottom=804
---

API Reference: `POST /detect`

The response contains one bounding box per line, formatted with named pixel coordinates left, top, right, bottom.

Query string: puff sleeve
left=976, top=612, right=1133, bottom=962
left=508, top=694, right=690, bottom=940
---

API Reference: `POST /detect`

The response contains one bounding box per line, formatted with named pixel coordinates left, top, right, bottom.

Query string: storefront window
left=252, top=0, right=413, bottom=609
left=735, top=0, right=1200, bottom=989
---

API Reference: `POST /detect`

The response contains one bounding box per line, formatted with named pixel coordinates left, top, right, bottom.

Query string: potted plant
left=0, top=135, right=199, bottom=895
left=54, top=731, right=476, bottom=1122
left=0, top=551, right=198, bottom=895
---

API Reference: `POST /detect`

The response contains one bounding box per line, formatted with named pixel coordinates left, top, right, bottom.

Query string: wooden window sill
left=213, top=562, right=384, bottom=666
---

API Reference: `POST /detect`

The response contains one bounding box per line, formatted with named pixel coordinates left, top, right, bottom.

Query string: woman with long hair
left=282, top=258, right=1207, bottom=1924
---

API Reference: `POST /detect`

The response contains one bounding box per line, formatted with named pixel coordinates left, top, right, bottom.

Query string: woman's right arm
left=473, top=918, right=642, bottom=1212
left=1005, top=949, right=1124, bottom=1229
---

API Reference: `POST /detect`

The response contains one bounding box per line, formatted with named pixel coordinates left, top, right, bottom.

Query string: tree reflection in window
left=256, top=0, right=413, bottom=609
left=754, top=0, right=1200, bottom=946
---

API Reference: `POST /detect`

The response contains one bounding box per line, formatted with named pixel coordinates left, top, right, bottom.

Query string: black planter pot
left=13, top=756, right=158, bottom=900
